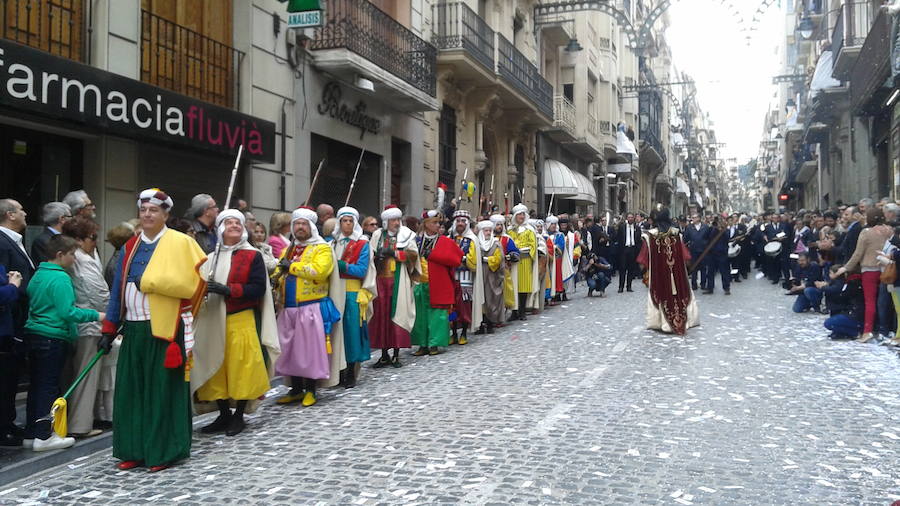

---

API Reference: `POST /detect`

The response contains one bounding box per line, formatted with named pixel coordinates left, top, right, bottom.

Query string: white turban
left=381, top=206, right=403, bottom=221
left=215, top=208, right=248, bottom=249
left=137, top=188, right=173, bottom=211
left=489, top=214, right=506, bottom=225
left=335, top=206, right=363, bottom=241
left=476, top=220, right=494, bottom=231
left=512, top=204, right=528, bottom=217
left=291, top=206, right=322, bottom=246
left=545, top=215, right=559, bottom=225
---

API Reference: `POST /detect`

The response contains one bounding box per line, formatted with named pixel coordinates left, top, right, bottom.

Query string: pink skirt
left=275, top=304, right=330, bottom=379
left=369, top=276, right=411, bottom=349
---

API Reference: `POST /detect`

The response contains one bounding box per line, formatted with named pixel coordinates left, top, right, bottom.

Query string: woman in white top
left=61, top=217, right=111, bottom=437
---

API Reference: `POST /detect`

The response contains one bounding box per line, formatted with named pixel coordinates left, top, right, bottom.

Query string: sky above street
left=666, top=0, right=785, bottom=164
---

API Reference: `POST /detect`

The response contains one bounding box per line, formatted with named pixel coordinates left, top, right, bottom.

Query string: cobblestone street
left=5, top=276, right=900, bottom=504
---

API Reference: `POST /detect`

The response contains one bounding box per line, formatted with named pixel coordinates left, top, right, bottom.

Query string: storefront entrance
left=309, top=134, right=382, bottom=217
left=0, top=123, right=83, bottom=244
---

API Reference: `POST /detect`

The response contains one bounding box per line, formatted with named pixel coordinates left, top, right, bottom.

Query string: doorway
left=309, top=134, right=382, bottom=217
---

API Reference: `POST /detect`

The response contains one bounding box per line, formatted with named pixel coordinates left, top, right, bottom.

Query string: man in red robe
left=411, top=210, right=463, bottom=355
left=636, top=207, right=700, bottom=335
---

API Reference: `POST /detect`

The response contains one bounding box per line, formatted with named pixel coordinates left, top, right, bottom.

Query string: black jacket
left=29, top=228, right=55, bottom=265
left=834, top=222, right=862, bottom=265
left=0, top=230, right=36, bottom=336
left=616, top=223, right=641, bottom=252
left=683, top=223, right=710, bottom=255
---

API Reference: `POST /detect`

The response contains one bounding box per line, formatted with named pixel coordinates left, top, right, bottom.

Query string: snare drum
left=764, top=241, right=782, bottom=257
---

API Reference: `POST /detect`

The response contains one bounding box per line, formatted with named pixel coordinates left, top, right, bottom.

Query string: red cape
left=637, top=231, right=693, bottom=335
left=425, top=235, right=463, bottom=308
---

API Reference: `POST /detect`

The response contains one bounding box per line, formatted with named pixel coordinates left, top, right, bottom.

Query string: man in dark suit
left=616, top=213, right=641, bottom=293
left=29, top=201, right=71, bottom=264
left=0, top=198, right=35, bottom=447
left=763, top=213, right=786, bottom=283
left=833, top=206, right=863, bottom=266
left=704, top=216, right=731, bottom=295
left=683, top=213, right=710, bottom=290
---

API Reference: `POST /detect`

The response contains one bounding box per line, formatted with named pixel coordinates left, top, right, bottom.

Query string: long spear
left=548, top=192, right=555, bottom=215
left=344, top=148, right=366, bottom=207
left=304, top=158, right=327, bottom=206
left=209, top=144, right=243, bottom=285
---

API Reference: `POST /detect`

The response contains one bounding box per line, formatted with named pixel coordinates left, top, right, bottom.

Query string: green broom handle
left=62, top=350, right=105, bottom=400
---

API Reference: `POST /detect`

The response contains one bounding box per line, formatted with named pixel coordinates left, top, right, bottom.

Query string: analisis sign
left=0, top=40, right=275, bottom=163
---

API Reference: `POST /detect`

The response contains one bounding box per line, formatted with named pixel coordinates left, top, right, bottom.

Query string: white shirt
left=625, top=224, right=634, bottom=247
left=0, top=225, right=34, bottom=269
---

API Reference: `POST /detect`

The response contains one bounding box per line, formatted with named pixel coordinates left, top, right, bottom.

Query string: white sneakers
left=32, top=433, right=75, bottom=452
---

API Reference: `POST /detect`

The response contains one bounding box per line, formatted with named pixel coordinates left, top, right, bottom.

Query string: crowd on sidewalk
left=1, top=183, right=793, bottom=470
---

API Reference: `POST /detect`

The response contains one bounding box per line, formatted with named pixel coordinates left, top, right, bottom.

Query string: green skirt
left=410, top=283, right=450, bottom=348
left=113, top=321, right=191, bottom=467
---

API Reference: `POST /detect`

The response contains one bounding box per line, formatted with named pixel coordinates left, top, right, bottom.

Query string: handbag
left=881, top=262, right=897, bottom=284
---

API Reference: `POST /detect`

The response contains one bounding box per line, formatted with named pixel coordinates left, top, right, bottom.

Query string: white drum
left=764, top=241, right=782, bottom=257
left=728, top=243, right=741, bottom=258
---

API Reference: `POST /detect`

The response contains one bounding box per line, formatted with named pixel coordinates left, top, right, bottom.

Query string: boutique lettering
left=317, top=82, right=381, bottom=140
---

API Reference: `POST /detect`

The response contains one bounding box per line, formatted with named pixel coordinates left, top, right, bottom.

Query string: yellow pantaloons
left=197, top=309, right=269, bottom=401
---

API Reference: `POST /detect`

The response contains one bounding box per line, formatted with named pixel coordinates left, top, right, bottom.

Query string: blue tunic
left=336, top=239, right=371, bottom=364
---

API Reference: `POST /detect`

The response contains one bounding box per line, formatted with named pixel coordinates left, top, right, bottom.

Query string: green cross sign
left=281, top=0, right=322, bottom=13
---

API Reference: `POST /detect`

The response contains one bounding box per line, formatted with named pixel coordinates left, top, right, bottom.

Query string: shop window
left=438, top=105, right=457, bottom=200
left=308, top=134, right=382, bottom=217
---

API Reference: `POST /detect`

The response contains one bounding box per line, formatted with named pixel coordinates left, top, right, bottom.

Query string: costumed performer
left=191, top=209, right=279, bottom=436
left=636, top=207, right=700, bottom=335
left=101, top=188, right=207, bottom=471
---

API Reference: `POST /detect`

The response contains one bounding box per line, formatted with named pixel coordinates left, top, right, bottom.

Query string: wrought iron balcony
left=587, top=113, right=599, bottom=138
left=497, top=34, right=553, bottom=118
left=432, top=1, right=493, bottom=73
left=831, top=0, right=872, bottom=80
left=141, top=10, right=243, bottom=108
left=552, top=95, right=575, bottom=135
left=849, top=8, right=891, bottom=116
left=1, top=0, right=87, bottom=62
left=312, top=0, right=436, bottom=98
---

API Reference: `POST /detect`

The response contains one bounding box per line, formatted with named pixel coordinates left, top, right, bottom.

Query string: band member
left=476, top=221, right=504, bottom=334
left=449, top=211, right=483, bottom=345
left=411, top=211, right=463, bottom=356
left=331, top=207, right=376, bottom=388
left=636, top=207, right=699, bottom=335
left=683, top=214, right=709, bottom=291
left=192, top=209, right=279, bottom=436
left=617, top=213, right=641, bottom=293
left=369, top=206, right=419, bottom=368
left=102, top=188, right=207, bottom=471
left=507, top=205, right=539, bottom=319
left=272, top=207, right=344, bottom=407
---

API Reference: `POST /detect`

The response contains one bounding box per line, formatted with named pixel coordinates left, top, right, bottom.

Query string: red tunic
left=422, top=235, right=463, bottom=308
left=637, top=231, right=693, bottom=335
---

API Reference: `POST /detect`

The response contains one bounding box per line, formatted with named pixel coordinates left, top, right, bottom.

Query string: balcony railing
left=552, top=95, right=575, bottom=134
left=849, top=8, right=891, bottom=115
left=141, top=10, right=243, bottom=108
left=587, top=113, right=599, bottom=138
left=599, top=120, right=613, bottom=136
left=312, top=0, right=436, bottom=97
left=1, top=0, right=87, bottom=62
left=832, top=0, right=871, bottom=57
left=432, top=1, right=493, bottom=73
left=497, top=34, right=552, bottom=118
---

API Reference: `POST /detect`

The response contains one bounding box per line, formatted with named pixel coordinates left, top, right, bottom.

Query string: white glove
left=888, top=284, right=896, bottom=293
left=876, top=254, right=892, bottom=266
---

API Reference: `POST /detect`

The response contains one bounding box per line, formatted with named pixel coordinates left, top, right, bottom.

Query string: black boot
left=518, top=295, right=528, bottom=320
left=226, top=401, right=247, bottom=436
left=201, top=400, right=231, bottom=433
left=391, top=348, right=402, bottom=368
left=487, top=321, right=495, bottom=334
left=344, top=364, right=357, bottom=389
left=373, top=350, right=391, bottom=368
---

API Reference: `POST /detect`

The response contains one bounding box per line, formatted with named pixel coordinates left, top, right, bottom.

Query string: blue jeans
left=587, top=272, right=610, bottom=293
left=876, top=283, right=895, bottom=336
left=24, top=335, right=69, bottom=440
left=792, top=287, right=823, bottom=313
left=824, top=314, right=862, bottom=337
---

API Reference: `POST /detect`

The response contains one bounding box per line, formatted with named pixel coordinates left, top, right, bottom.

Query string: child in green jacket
left=23, top=235, right=104, bottom=452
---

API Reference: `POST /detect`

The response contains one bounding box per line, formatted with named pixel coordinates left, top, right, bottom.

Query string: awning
left=675, top=177, right=690, bottom=195
left=543, top=159, right=578, bottom=195
left=654, top=173, right=672, bottom=188
left=542, top=159, right=597, bottom=204
left=809, top=50, right=841, bottom=95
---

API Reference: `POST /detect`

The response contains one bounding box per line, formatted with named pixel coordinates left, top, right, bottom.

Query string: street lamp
left=564, top=38, right=583, bottom=52
left=797, top=15, right=814, bottom=39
